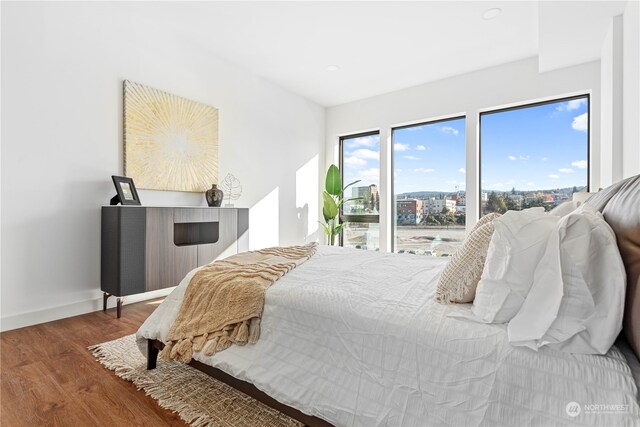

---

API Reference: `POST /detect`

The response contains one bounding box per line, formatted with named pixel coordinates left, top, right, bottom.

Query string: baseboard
left=0, top=288, right=175, bottom=332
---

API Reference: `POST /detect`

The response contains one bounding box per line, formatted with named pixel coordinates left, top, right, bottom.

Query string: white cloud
left=440, top=126, right=459, bottom=135
left=572, top=113, right=588, bottom=132
left=344, top=156, right=366, bottom=167
left=413, top=168, right=435, bottom=173
left=416, top=145, right=426, bottom=151
left=548, top=174, right=560, bottom=179
left=354, top=168, right=379, bottom=182
left=571, top=160, right=588, bottom=169
left=403, top=155, right=420, bottom=160
left=507, top=154, right=529, bottom=161
left=558, top=168, right=574, bottom=173
left=541, top=156, right=549, bottom=161
left=394, top=143, right=410, bottom=152
left=351, top=148, right=379, bottom=160
left=527, top=182, right=535, bottom=187
left=493, top=183, right=504, bottom=188
left=556, top=98, right=587, bottom=112
left=346, top=135, right=377, bottom=149
left=458, top=168, right=465, bottom=173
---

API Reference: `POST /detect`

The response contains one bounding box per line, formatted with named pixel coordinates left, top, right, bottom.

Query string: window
left=480, top=95, right=589, bottom=217
left=392, top=117, right=466, bottom=256
left=340, top=132, right=380, bottom=250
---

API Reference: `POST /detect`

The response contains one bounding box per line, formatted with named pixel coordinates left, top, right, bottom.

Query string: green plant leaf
left=318, top=221, right=331, bottom=236
left=322, top=191, right=338, bottom=221
left=325, top=164, right=342, bottom=196
left=337, top=196, right=363, bottom=208
left=342, top=179, right=361, bottom=193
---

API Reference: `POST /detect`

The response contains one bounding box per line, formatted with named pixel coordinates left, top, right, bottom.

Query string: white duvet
left=137, top=246, right=640, bottom=427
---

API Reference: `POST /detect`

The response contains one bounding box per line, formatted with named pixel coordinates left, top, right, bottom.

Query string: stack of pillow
left=435, top=201, right=626, bottom=355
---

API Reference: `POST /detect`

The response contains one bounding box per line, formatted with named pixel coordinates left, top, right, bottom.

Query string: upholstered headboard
left=586, top=174, right=640, bottom=360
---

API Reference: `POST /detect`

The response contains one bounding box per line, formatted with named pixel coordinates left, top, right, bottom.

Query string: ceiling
left=125, top=1, right=629, bottom=107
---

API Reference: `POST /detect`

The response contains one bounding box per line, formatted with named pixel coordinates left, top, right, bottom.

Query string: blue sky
left=393, top=118, right=466, bottom=193
left=342, top=134, right=381, bottom=190
left=342, top=96, right=588, bottom=195
left=481, top=97, right=588, bottom=192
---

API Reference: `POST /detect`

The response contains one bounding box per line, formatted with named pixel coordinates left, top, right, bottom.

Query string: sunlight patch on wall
left=296, top=155, right=319, bottom=240
left=249, top=187, right=279, bottom=250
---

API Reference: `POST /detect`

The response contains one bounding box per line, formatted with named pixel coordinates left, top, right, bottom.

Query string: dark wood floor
left=0, top=299, right=188, bottom=426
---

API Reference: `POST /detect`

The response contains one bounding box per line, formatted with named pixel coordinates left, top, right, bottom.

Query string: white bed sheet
left=137, top=246, right=640, bottom=427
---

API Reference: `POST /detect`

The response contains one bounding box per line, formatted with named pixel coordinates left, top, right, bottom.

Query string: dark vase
left=205, top=184, right=224, bottom=207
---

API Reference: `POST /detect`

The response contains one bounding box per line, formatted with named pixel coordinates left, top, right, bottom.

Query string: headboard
left=586, top=174, right=640, bottom=360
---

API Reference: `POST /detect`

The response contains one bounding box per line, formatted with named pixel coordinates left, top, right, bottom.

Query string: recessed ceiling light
left=482, top=8, right=502, bottom=20
left=326, top=65, right=339, bottom=72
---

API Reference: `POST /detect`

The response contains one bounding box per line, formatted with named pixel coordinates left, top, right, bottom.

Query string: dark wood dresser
left=101, top=206, right=249, bottom=317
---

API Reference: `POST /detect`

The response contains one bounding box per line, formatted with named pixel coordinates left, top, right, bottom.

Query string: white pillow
left=471, top=208, right=560, bottom=323
left=549, top=200, right=580, bottom=217
left=507, top=205, right=626, bottom=354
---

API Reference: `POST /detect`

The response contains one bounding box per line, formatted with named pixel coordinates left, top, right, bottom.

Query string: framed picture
left=110, top=175, right=141, bottom=206
left=123, top=80, right=219, bottom=192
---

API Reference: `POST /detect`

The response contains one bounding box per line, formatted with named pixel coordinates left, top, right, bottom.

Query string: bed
left=136, top=175, right=640, bottom=426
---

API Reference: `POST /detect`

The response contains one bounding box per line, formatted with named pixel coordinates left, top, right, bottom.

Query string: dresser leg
left=116, top=297, right=125, bottom=318
left=103, top=293, right=111, bottom=312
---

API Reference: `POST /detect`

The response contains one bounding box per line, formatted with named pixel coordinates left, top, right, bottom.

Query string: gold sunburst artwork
left=123, top=80, right=219, bottom=192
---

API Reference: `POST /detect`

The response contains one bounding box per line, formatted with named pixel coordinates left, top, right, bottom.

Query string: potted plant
left=320, top=164, right=360, bottom=245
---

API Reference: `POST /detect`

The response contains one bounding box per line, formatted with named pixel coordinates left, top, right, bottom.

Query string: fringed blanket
left=159, top=243, right=317, bottom=363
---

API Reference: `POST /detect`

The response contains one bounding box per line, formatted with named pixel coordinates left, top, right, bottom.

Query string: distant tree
left=523, top=197, right=546, bottom=210
left=439, top=206, right=455, bottom=229
left=511, top=187, right=516, bottom=195
left=572, top=186, right=578, bottom=194
left=422, top=214, right=441, bottom=226
left=456, top=212, right=466, bottom=225
left=504, top=195, right=518, bottom=211
left=486, top=192, right=507, bottom=214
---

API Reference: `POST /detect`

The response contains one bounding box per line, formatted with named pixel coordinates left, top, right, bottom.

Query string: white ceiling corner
left=124, top=1, right=628, bottom=107
left=538, top=0, right=629, bottom=73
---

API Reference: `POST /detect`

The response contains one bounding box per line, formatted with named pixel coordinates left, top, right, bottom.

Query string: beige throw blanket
left=159, top=243, right=317, bottom=363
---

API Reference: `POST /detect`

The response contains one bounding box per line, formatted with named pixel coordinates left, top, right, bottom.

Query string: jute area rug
left=90, top=334, right=302, bottom=427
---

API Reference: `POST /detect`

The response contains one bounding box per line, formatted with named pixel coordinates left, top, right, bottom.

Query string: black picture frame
left=110, top=175, right=141, bottom=206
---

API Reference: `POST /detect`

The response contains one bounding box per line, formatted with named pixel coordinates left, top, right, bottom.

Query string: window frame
left=478, top=94, right=591, bottom=218
left=338, top=131, right=380, bottom=247
left=390, top=115, right=467, bottom=252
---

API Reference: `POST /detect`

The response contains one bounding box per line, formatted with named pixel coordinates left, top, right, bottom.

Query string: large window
left=480, top=95, right=589, bottom=217
left=340, top=132, right=380, bottom=250
left=392, top=117, right=466, bottom=256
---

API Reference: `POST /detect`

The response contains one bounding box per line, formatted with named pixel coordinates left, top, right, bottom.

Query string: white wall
left=601, top=2, right=640, bottom=183
left=600, top=15, right=624, bottom=187
left=326, top=57, right=601, bottom=252
left=0, top=2, right=324, bottom=330
left=622, top=0, right=640, bottom=178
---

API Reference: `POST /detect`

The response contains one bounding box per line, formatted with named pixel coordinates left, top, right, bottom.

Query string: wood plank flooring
left=0, top=299, right=188, bottom=427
